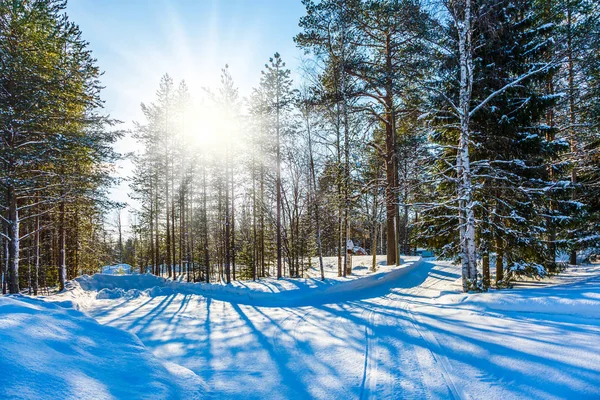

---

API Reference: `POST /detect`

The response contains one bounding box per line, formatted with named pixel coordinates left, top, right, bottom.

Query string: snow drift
left=451, top=274, right=600, bottom=319
left=71, top=258, right=424, bottom=307
left=0, top=296, right=207, bottom=400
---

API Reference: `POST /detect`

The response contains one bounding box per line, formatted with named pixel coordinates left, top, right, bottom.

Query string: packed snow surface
left=0, top=296, right=207, bottom=400
left=3, top=257, right=600, bottom=399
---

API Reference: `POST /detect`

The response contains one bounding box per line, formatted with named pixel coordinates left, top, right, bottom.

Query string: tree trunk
left=225, top=157, right=231, bottom=284
left=3, top=224, right=8, bottom=294
left=58, top=202, right=66, bottom=291
left=482, top=252, right=490, bottom=290
left=342, top=125, right=349, bottom=278
left=7, top=186, right=19, bottom=294
left=74, top=208, right=80, bottom=278
left=495, top=235, right=504, bottom=286
left=252, top=153, right=258, bottom=282
left=567, top=5, right=577, bottom=266
left=154, top=175, right=160, bottom=277
left=150, top=186, right=156, bottom=275
left=276, top=66, right=283, bottom=280
left=171, top=179, right=176, bottom=277
left=166, top=165, right=172, bottom=279
left=203, top=165, right=210, bottom=283
left=306, top=110, right=324, bottom=281
left=231, top=154, right=236, bottom=281
left=384, top=150, right=397, bottom=267
left=456, top=0, right=478, bottom=291
left=338, top=209, right=343, bottom=276
left=371, top=184, right=379, bottom=273
left=260, top=157, right=265, bottom=278
left=33, top=211, right=40, bottom=295
left=383, top=33, right=399, bottom=267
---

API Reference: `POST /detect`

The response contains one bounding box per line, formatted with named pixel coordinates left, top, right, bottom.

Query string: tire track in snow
left=360, top=290, right=412, bottom=400
left=400, top=270, right=464, bottom=400
left=269, top=307, right=315, bottom=358
left=360, top=291, right=432, bottom=400
left=360, top=261, right=464, bottom=400
left=359, top=294, right=385, bottom=400
left=402, top=301, right=462, bottom=400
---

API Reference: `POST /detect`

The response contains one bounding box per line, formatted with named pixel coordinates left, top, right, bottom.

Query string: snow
left=64, top=256, right=423, bottom=307
left=100, top=264, right=133, bottom=275
left=0, top=296, right=207, bottom=400
left=3, top=257, right=600, bottom=399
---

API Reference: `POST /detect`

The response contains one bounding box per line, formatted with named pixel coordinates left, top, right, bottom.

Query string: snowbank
left=437, top=267, right=600, bottom=319
left=70, top=258, right=424, bottom=307
left=0, top=296, right=207, bottom=399
left=101, top=264, right=132, bottom=275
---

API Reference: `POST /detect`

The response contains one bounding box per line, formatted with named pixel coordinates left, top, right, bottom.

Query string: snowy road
left=74, top=260, right=600, bottom=400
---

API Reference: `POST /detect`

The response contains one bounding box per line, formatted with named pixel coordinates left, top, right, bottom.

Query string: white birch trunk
left=456, top=0, right=478, bottom=291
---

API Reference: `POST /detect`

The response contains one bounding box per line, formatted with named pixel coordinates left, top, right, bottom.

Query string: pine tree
left=425, top=0, right=559, bottom=291
left=0, top=0, right=120, bottom=293
left=258, top=53, right=294, bottom=279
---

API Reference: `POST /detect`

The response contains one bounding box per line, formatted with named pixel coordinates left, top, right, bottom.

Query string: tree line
left=127, top=0, right=600, bottom=291
left=2, top=0, right=599, bottom=294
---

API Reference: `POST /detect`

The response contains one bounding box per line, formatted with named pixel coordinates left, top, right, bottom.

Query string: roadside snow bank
left=71, top=258, right=423, bottom=306
left=438, top=270, right=600, bottom=319
left=0, top=296, right=207, bottom=399
left=77, top=273, right=165, bottom=291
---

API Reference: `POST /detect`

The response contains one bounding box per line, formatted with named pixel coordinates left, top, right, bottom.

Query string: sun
left=182, top=99, right=239, bottom=156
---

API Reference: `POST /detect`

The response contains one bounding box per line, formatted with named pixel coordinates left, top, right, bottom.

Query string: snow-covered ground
left=304, top=254, right=393, bottom=279
left=0, top=296, right=207, bottom=399
left=2, top=257, right=600, bottom=399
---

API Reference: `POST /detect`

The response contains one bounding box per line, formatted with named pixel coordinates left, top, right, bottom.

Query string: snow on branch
left=469, top=62, right=555, bottom=118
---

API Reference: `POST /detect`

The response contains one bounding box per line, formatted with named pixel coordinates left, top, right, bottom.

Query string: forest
left=1, top=0, right=599, bottom=295
left=2, top=1, right=600, bottom=399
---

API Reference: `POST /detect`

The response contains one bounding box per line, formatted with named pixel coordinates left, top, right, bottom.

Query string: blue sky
left=66, top=0, right=307, bottom=213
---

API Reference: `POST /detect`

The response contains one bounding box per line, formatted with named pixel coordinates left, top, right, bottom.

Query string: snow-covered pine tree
left=257, top=53, right=294, bottom=279
left=0, top=0, right=120, bottom=293
left=548, top=0, right=600, bottom=262
left=469, top=1, right=561, bottom=285
left=424, top=0, right=559, bottom=291
left=570, top=0, right=600, bottom=258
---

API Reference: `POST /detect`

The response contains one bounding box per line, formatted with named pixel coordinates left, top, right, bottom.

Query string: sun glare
left=182, top=100, right=239, bottom=156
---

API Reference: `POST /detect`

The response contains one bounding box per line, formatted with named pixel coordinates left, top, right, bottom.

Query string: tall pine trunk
left=154, top=173, right=160, bottom=277
left=260, top=158, right=265, bottom=278
left=567, top=5, right=577, bottom=266
left=495, top=235, right=504, bottom=285
left=166, top=160, right=172, bottom=279
left=7, top=185, right=20, bottom=294
left=252, top=149, right=258, bottom=282
left=231, top=152, right=236, bottom=281
left=150, top=185, right=156, bottom=275
left=58, top=202, right=66, bottom=291
left=306, top=109, right=324, bottom=281
left=33, top=210, right=40, bottom=295
left=171, top=174, right=176, bottom=277
left=203, top=164, right=210, bottom=283
left=3, top=223, right=8, bottom=294
left=225, top=156, right=231, bottom=284
left=371, top=183, right=379, bottom=273
left=276, top=68, right=283, bottom=280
